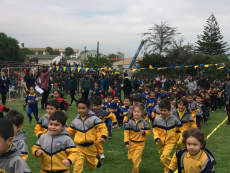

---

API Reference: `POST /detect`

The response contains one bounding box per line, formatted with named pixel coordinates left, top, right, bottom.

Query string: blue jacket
left=143, top=91, right=150, bottom=100
left=130, top=91, right=135, bottom=98
left=91, top=87, right=101, bottom=97
left=113, top=101, right=121, bottom=116
left=155, top=92, right=161, bottom=99
left=0, top=76, right=11, bottom=93
left=25, top=93, right=38, bottom=108
left=99, top=78, right=106, bottom=92
left=146, top=97, right=157, bottom=113
left=102, top=100, right=117, bottom=112
left=160, top=92, right=167, bottom=98
left=120, top=105, right=130, bottom=117
left=141, top=94, right=147, bottom=105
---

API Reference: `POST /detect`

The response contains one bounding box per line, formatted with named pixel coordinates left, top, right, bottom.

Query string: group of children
left=0, top=81, right=218, bottom=173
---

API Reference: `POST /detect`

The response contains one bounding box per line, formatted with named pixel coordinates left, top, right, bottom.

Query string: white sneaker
left=100, top=153, right=105, bottom=159
left=112, top=126, right=114, bottom=129
left=118, top=126, right=121, bottom=129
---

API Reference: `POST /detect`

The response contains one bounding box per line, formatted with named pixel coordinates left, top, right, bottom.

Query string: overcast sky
left=1, top=0, right=230, bottom=58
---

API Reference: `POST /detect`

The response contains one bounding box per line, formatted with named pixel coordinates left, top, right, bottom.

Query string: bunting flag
left=194, top=65, right=199, bottom=68
left=185, top=66, right=189, bottom=68
left=136, top=66, right=140, bottom=69
left=115, top=72, right=120, bottom=74
left=190, top=65, right=194, bottom=67
left=101, top=71, right=105, bottom=76
left=70, top=67, right=74, bottom=71
left=175, top=66, right=180, bottom=68
left=171, top=65, right=175, bottom=68
left=63, top=66, right=66, bottom=72
left=141, top=68, right=145, bottom=70
left=149, top=65, right=154, bottom=69
left=132, top=69, right=136, bottom=71
left=217, top=66, right=224, bottom=69
left=109, top=68, right=112, bottom=71
left=85, top=68, right=89, bottom=72
left=89, top=68, right=92, bottom=72
left=180, top=65, right=184, bottom=68
left=204, top=65, right=209, bottom=67
left=157, top=68, right=162, bottom=70
left=82, top=68, right=85, bottom=72
left=78, top=68, right=81, bottom=72
left=59, top=66, right=63, bottom=71
left=73, top=67, right=76, bottom=71
left=56, top=66, right=59, bottom=71
left=199, top=64, right=204, bottom=67
left=66, top=67, right=70, bottom=72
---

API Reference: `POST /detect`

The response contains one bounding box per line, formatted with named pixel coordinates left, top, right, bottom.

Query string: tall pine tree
left=196, top=13, right=229, bottom=55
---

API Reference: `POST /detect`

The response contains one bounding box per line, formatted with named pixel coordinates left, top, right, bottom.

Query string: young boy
left=196, top=94, right=207, bottom=129
left=154, top=87, right=161, bottom=99
left=146, top=91, right=157, bottom=122
left=130, top=88, right=135, bottom=98
left=67, top=98, right=107, bottom=173
left=152, top=99, right=183, bottom=173
left=137, top=89, right=147, bottom=105
left=0, top=104, right=10, bottom=118
left=0, top=119, right=31, bottom=172
left=34, top=99, right=60, bottom=138
left=143, top=86, right=151, bottom=100
left=120, top=96, right=132, bottom=126
left=186, top=93, right=199, bottom=123
left=160, top=88, right=167, bottom=98
left=113, top=94, right=121, bottom=128
left=32, top=111, right=78, bottom=173
left=210, top=86, right=217, bottom=112
left=151, top=96, right=165, bottom=122
left=179, top=86, right=190, bottom=98
left=4, top=110, right=28, bottom=161
left=91, top=96, right=117, bottom=159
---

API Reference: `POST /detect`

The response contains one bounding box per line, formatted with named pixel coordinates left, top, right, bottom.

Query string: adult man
left=123, top=73, right=132, bottom=97
left=197, top=74, right=210, bottom=90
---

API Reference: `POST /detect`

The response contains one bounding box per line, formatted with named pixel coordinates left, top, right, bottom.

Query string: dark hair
left=4, top=110, right=24, bottom=127
left=169, top=95, right=176, bottom=101
left=128, top=104, right=144, bottom=119
left=150, top=91, right=155, bottom=93
left=77, top=98, right=91, bottom=108
left=160, top=88, right=165, bottom=90
left=159, top=99, right=171, bottom=110
left=29, top=86, right=35, bottom=90
left=224, top=78, right=230, bottom=82
left=92, top=96, right=102, bottom=106
left=158, top=96, right=165, bottom=100
left=182, top=129, right=206, bottom=149
left=196, top=94, right=202, bottom=99
left=0, top=119, right=14, bottom=141
left=94, top=81, right=101, bottom=88
left=54, top=90, right=64, bottom=98
left=114, top=93, right=119, bottom=99
left=137, top=89, right=143, bottom=93
left=105, top=92, right=113, bottom=98
left=49, top=111, right=67, bottom=126
left=26, top=68, right=31, bottom=77
left=124, top=96, right=131, bottom=102
left=47, top=99, right=60, bottom=109
left=133, top=94, right=142, bottom=103
left=178, top=97, right=190, bottom=113
left=111, top=85, right=115, bottom=90
left=186, top=93, right=193, bottom=98
left=124, top=73, right=128, bottom=77
left=42, top=68, right=48, bottom=73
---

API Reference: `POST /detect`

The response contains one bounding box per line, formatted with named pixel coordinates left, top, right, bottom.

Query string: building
left=80, top=50, right=105, bottom=60
left=29, top=55, right=58, bottom=65
left=112, top=57, right=143, bottom=69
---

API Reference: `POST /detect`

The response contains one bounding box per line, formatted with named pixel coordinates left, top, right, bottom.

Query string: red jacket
left=40, top=68, right=53, bottom=90
left=203, top=98, right=212, bottom=109
left=0, top=105, right=10, bottom=118
left=57, top=97, right=69, bottom=111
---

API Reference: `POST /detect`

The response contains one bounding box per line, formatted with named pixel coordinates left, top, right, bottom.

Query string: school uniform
left=67, top=111, right=107, bottom=173
left=32, top=129, right=78, bottom=173
left=113, top=101, right=122, bottom=127
left=141, top=93, right=147, bottom=105
left=120, top=105, right=130, bottom=126
left=126, top=105, right=148, bottom=122
left=152, top=114, right=183, bottom=173
left=152, top=105, right=160, bottom=122
left=188, top=100, right=199, bottom=123
left=130, top=91, right=135, bottom=98
left=155, top=92, right=161, bottom=99
left=171, top=105, right=176, bottom=113
left=161, top=92, right=168, bottom=98
left=0, top=144, right=31, bottom=173
left=57, top=97, right=69, bottom=112
left=196, top=103, right=207, bottom=129
left=34, top=113, right=49, bottom=138
left=143, top=91, right=150, bottom=100
left=210, top=91, right=217, bottom=111
left=124, top=117, right=151, bottom=173
left=169, top=148, right=216, bottom=173
left=179, top=90, right=190, bottom=98
left=25, top=93, right=39, bottom=122
left=146, top=97, right=157, bottom=121
left=0, top=104, right=10, bottom=118
left=91, top=87, right=101, bottom=97
left=12, top=130, right=28, bottom=161
left=203, top=98, right=212, bottom=119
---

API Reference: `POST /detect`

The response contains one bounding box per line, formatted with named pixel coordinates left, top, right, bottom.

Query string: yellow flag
left=194, top=65, right=198, bottom=68
left=204, top=65, right=209, bottom=67
left=217, top=66, right=224, bottom=69
left=132, top=69, right=136, bottom=72
left=109, top=68, right=111, bottom=71
left=70, top=67, right=74, bottom=71
left=85, top=68, right=89, bottom=72
left=175, top=66, right=180, bottom=68
left=215, top=64, right=218, bottom=66
left=56, top=66, right=59, bottom=71
left=157, top=68, right=162, bottom=70
left=185, top=66, right=189, bottom=68
left=149, top=65, right=153, bottom=69
left=141, top=68, right=145, bottom=70
left=115, top=72, right=119, bottom=74
left=78, top=68, right=81, bottom=72
left=63, top=66, right=66, bottom=72
left=101, top=71, right=105, bottom=76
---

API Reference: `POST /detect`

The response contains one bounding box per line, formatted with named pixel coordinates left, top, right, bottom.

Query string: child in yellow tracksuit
left=152, top=99, right=184, bottom=173
left=151, top=96, right=165, bottom=121
left=32, top=111, right=78, bottom=173
left=171, top=97, right=197, bottom=150
left=67, top=98, right=108, bottom=173
left=168, top=129, right=216, bottom=173
left=91, top=96, right=117, bottom=159
left=124, top=104, right=151, bottom=173
left=187, top=93, right=200, bottom=123
left=34, top=99, right=60, bottom=138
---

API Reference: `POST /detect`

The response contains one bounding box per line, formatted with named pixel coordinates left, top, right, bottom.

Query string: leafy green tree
left=65, top=47, right=74, bottom=59
left=20, top=48, right=35, bottom=55
left=84, top=55, right=112, bottom=67
left=37, top=50, right=43, bottom=55
left=45, top=47, right=54, bottom=55
left=196, top=13, right=229, bottom=55
left=0, top=32, right=25, bottom=61
left=137, top=53, right=168, bottom=68
left=53, top=49, right=60, bottom=55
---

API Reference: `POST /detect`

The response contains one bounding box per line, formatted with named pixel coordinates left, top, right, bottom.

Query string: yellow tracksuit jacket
left=32, top=129, right=78, bottom=172
left=125, top=105, right=148, bottom=122
left=34, top=113, right=49, bottom=138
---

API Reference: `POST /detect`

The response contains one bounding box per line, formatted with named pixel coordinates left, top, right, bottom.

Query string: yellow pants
left=158, top=142, right=175, bottom=173
left=128, top=141, right=145, bottom=173
left=175, top=132, right=185, bottom=151
left=191, top=113, right=196, bottom=123
left=40, top=170, right=69, bottom=173
left=144, top=114, right=148, bottom=121
left=94, top=130, right=104, bottom=155
left=73, top=144, right=98, bottom=173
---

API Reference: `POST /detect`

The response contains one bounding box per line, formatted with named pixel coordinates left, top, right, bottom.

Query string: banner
left=63, top=66, right=66, bottom=72
left=66, top=67, right=70, bottom=72
left=70, top=67, right=74, bottom=71
left=56, top=66, right=59, bottom=71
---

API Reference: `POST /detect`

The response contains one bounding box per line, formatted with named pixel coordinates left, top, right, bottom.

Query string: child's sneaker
left=96, top=155, right=101, bottom=168
left=99, top=153, right=105, bottom=159
left=108, top=136, right=112, bottom=139
left=29, top=119, right=32, bottom=124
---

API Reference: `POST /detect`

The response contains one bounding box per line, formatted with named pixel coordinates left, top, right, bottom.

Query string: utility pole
left=84, top=46, right=86, bottom=67
left=97, top=42, right=99, bottom=57
left=123, top=53, right=125, bottom=68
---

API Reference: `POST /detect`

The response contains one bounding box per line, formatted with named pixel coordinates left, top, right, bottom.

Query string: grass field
left=5, top=94, right=230, bottom=173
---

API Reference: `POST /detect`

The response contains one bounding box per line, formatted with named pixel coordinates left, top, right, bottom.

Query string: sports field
left=6, top=94, right=230, bottom=173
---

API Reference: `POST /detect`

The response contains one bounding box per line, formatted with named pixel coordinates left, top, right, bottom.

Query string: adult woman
left=184, top=75, right=197, bottom=92
left=99, top=73, right=106, bottom=96
left=134, top=77, right=139, bottom=93
left=0, top=71, right=11, bottom=105
left=150, top=79, right=157, bottom=91
left=144, top=77, right=150, bottom=86
left=40, top=66, right=53, bottom=109
left=69, top=73, right=77, bottom=105
left=23, top=68, right=36, bottom=94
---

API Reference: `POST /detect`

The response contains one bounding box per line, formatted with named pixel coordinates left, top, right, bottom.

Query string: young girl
left=91, top=82, right=101, bottom=98
left=169, top=95, right=177, bottom=112
left=53, top=90, right=69, bottom=113
left=24, top=86, right=39, bottom=123
left=124, top=105, right=151, bottom=173
left=168, top=129, right=216, bottom=173
left=172, top=97, right=197, bottom=150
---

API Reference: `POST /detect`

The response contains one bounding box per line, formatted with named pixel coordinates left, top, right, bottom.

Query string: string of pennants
left=131, top=63, right=224, bottom=71
left=54, top=66, right=114, bottom=73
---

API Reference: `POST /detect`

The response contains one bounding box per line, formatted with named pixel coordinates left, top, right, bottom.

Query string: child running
left=196, top=94, right=207, bottom=129
left=120, top=96, right=132, bottom=127
left=146, top=91, right=157, bottom=122
left=169, top=95, right=177, bottom=113
left=124, top=104, right=151, bottom=173
left=53, top=90, right=69, bottom=112
left=169, top=129, right=216, bottom=173
left=113, top=94, right=121, bottom=128
left=23, top=86, right=39, bottom=123
left=151, top=96, right=165, bottom=122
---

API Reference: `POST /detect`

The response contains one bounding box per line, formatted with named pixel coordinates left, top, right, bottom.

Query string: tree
left=65, top=47, right=74, bottom=59
left=20, top=48, right=35, bottom=56
left=196, top=13, right=229, bottom=55
left=45, top=47, right=54, bottom=55
left=84, top=55, right=112, bottom=67
left=53, top=49, right=60, bottom=55
left=116, top=52, right=124, bottom=60
left=0, top=32, right=25, bottom=61
left=137, top=53, right=168, bottom=68
left=140, top=22, right=181, bottom=59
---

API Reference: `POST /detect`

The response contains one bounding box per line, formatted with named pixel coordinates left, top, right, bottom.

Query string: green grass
left=5, top=95, right=230, bottom=173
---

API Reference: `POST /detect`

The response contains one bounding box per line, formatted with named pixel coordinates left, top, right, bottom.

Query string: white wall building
left=112, top=57, right=143, bottom=69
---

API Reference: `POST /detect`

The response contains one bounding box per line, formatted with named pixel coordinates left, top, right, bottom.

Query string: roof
left=20, top=48, right=79, bottom=52
left=37, top=55, right=58, bottom=59
left=112, top=57, right=143, bottom=66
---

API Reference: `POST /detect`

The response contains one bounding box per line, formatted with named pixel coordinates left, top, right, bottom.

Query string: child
left=23, top=86, right=39, bottom=123
left=169, top=95, right=177, bottom=112
left=192, top=90, right=198, bottom=101
left=102, top=92, right=117, bottom=139
left=171, top=97, right=197, bottom=150
left=0, top=104, right=10, bottom=118
left=91, top=96, right=117, bottom=159
left=32, top=111, right=78, bottom=173
left=154, top=87, right=161, bottom=99
left=115, top=86, right=119, bottom=95
left=53, top=90, right=69, bottom=112
left=34, top=99, right=60, bottom=138
left=113, top=94, right=122, bottom=128
left=108, top=86, right=116, bottom=96
left=167, top=88, right=174, bottom=98
left=151, top=96, right=165, bottom=121
left=139, top=83, right=143, bottom=90
left=146, top=91, right=157, bottom=122
left=120, top=96, right=132, bottom=127
left=152, top=99, right=183, bottom=173
left=203, top=93, right=213, bottom=119
left=160, top=88, right=167, bottom=98
left=168, top=129, right=216, bottom=173
left=210, top=86, right=217, bottom=112
left=196, top=94, right=207, bottom=129
left=180, top=86, right=190, bottom=98
left=143, top=86, right=151, bottom=99
left=124, top=105, right=151, bottom=173
left=67, top=98, right=107, bottom=173
left=91, top=81, right=101, bottom=98
left=137, top=89, right=147, bottom=105
left=130, top=88, right=135, bottom=98
left=0, top=119, right=31, bottom=172
left=187, top=93, right=199, bottom=123
left=4, top=110, right=28, bottom=161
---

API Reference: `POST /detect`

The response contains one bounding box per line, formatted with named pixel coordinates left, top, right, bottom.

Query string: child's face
left=106, top=96, right=112, bottom=103
left=108, top=88, right=112, bottom=92
left=140, top=84, right=142, bottom=87
left=206, top=95, right=210, bottom=99
left=115, top=87, right=118, bottom=90
left=155, top=88, right=159, bottom=93
left=173, top=91, right=177, bottom=95
left=133, top=107, right=142, bottom=120
left=94, top=83, right=98, bottom=87
left=12, top=124, right=22, bottom=136
left=178, top=102, right=186, bottom=112
left=150, top=92, right=155, bottom=98
left=123, top=99, right=131, bottom=106
left=78, top=103, right=90, bottom=117
left=114, top=81, right=118, bottom=85
left=171, top=99, right=176, bottom=106
left=193, top=95, right=197, bottom=99
left=48, top=120, right=65, bottom=136
left=187, top=96, right=193, bottom=103
left=213, top=88, right=217, bottom=91
left=157, top=98, right=161, bottom=105
left=146, top=88, right=150, bottom=92
left=186, top=136, right=202, bottom=156
left=159, top=108, right=170, bottom=118
left=160, top=89, right=164, bottom=93
left=46, top=105, right=58, bottom=117
left=0, top=136, right=12, bottom=156
left=196, top=97, right=202, bottom=103
left=169, top=89, right=172, bottom=94
left=93, top=104, right=101, bottom=112
left=114, top=97, right=119, bottom=102
left=53, top=91, right=60, bottom=99
left=30, top=87, right=35, bottom=94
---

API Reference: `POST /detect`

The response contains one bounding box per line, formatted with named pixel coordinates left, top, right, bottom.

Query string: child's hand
left=140, top=129, right=144, bottom=134
left=114, top=109, right=117, bottom=112
left=100, top=138, right=106, bottom=144
left=36, top=149, right=44, bottom=157
left=125, top=145, right=130, bottom=149
left=62, top=110, right=65, bottom=113
left=114, top=124, right=118, bottom=128
left=23, top=103, right=26, bottom=106
left=62, top=159, right=70, bottom=167
left=28, top=100, right=31, bottom=103
left=155, top=139, right=161, bottom=144
left=201, top=115, right=203, bottom=118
